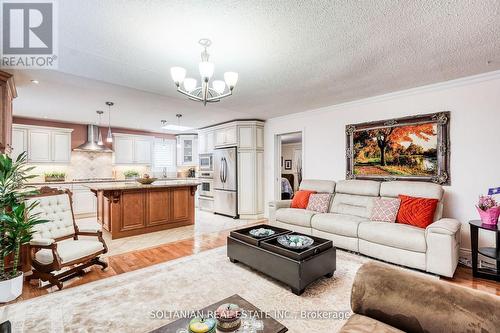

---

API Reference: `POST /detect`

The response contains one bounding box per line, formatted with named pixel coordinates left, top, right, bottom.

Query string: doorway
left=274, top=132, right=303, bottom=200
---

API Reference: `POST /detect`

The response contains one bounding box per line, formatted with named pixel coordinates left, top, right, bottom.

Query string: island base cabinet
left=97, top=186, right=196, bottom=239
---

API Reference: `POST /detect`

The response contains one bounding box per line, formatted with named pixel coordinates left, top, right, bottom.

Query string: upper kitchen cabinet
left=200, top=120, right=264, bottom=151
left=197, top=130, right=214, bottom=154
left=113, top=133, right=154, bottom=165
left=0, top=71, right=17, bottom=154
left=12, top=124, right=72, bottom=163
left=176, top=134, right=198, bottom=166
left=215, top=125, right=237, bottom=147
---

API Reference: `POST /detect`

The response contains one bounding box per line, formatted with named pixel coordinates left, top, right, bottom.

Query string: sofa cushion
left=339, top=314, right=404, bottom=333
left=311, top=213, right=368, bottom=237
left=336, top=180, right=381, bottom=196
left=275, top=208, right=316, bottom=228
left=358, top=221, right=426, bottom=252
left=330, top=193, right=376, bottom=218
left=35, top=239, right=105, bottom=265
left=380, top=181, right=443, bottom=200
left=299, top=179, right=336, bottom=193
left=306, top=193, right=331, bottom=213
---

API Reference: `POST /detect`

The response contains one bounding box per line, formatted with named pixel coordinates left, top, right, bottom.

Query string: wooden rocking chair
left=25, top=187, right=108, bottom=289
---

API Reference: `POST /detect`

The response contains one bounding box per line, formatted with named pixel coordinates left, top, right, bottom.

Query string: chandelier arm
left=206, top=90, right=233, bottom=101
left=176, top=87, right=204, bottom=101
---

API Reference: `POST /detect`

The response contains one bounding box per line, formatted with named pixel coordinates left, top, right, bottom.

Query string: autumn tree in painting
left=353, top=123, right=438, bottom=176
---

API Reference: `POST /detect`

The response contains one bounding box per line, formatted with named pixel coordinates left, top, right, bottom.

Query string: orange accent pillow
left=291, top=190, right=316, bottom=209
left=396, top=195, right=439, bottom=228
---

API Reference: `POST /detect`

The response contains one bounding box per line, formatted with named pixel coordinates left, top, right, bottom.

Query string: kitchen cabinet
left=198, top=130, right=215, bottom=154
left=198, top=120, right=264, bottom=219
left=12, top=124, right=72, bottom=163
left=113, top=133, right=153, bottom=165
left=176, top=134, right=198, bottom=166
left=71, top=185, right=97, bottom=216
left=0, top=71, right=16, bottom=154
left=11, top=127, right=27, bottom=161
left=215, top=126, right=237, bottom=147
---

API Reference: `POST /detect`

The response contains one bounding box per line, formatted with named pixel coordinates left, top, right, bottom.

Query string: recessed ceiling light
left=31, top=80, right=40, bottom=84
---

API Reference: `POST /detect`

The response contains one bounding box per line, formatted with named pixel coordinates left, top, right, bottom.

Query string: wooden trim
left=198, top=119, right=265, bottom=130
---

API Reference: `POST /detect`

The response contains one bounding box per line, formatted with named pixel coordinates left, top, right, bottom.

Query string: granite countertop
left=29, top=178, right=200, bottom=185
left=86, top=179, right=202, bottom=191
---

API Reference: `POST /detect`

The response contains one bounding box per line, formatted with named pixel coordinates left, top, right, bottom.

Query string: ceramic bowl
left=136, top=177, right=157, bottom=185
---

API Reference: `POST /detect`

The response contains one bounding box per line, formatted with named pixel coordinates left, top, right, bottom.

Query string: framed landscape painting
left=346, top=112, right=450, bottom=185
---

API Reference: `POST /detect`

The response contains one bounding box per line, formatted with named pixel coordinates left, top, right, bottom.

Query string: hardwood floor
left=7, top=226, right=500, bottom=304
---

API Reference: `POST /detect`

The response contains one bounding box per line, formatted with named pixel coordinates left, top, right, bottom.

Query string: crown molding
left=269, top=69, right=500, bottom=122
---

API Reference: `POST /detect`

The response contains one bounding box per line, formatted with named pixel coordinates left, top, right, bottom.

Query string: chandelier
left=170, top=39, right=238, bottom=106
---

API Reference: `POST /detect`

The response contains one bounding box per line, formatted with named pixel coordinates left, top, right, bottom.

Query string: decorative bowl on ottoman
left=277, top=234, right=314, bottom=250
left=188, top=317, right=216, bottom=333
left=249, top=228, right=275, bottom=238
left=215, top=303, right=242, bottom=332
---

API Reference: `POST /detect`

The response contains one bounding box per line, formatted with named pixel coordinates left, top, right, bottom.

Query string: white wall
left=264, top=70, right=500, bottom=251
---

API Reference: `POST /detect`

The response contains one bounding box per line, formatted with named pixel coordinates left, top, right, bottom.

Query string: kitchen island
left=88, top=180, right=200, bottom=239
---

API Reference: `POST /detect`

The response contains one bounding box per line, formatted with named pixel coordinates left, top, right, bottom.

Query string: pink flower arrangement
left=478, top=195, right=498, bottom=211
left=476, top=195, right=500, bottom=225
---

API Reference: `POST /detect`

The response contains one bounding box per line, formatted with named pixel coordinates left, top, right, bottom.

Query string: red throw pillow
left=291, top=190, right=316, bottom=209
left=396, top=195, right=439, bottom=228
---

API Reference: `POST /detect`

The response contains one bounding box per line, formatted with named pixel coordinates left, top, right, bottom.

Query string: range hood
left=73, top=125, right=113, bottom=153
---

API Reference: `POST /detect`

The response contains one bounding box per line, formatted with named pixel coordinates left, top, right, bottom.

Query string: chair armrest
left=426, top=218, right=461, bottom=236
left=77, top=223, right=102, bottom=233
left=269, top=200, right=292, bottom=210
left=29, top=238, right=55, bottom=246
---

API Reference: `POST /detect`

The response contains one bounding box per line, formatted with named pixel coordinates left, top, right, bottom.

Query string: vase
left=0, top=272, right=23, bottom=303
left=476, top=206, right=500, bottom=226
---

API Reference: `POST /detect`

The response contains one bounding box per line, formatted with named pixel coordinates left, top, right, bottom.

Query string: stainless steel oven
left=199, top=153, right=213, bottom=171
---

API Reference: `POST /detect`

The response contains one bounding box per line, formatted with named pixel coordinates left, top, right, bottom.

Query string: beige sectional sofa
left=269, top=179, right=461, bottom=277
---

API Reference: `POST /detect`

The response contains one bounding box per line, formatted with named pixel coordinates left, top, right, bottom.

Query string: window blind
left=153, top=138, right=176, bottom=172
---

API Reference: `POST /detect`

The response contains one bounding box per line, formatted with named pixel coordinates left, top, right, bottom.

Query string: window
left=153, top=138, right=176, bottom=174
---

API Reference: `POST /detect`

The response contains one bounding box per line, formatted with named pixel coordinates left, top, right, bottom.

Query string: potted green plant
left=124, top=169, right=140, bottom=179
left=0, top=152, right=47, bottom=302
left=44, top=171, right=66, bottom=182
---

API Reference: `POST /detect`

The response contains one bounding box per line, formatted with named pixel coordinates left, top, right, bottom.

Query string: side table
left=469, top=220, right=500, bottom=281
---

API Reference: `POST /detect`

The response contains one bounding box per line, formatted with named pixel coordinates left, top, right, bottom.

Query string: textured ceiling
left=11, top=0, right=500, bottom=131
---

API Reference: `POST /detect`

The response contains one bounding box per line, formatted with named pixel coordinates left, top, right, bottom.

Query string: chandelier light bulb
left=183, top=78, right=197, bottom=92
left=199, top=61, right=214, bottom=80
left=170, top=67, right=186, bottom=84
left=224, top=72, right=238, bottom=89
left=212, top=80, right=226, bottom=94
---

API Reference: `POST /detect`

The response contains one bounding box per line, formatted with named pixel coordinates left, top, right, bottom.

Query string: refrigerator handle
left=224, top=157, right=228, bottom=183
left=219, top=157, right=224, bottom=183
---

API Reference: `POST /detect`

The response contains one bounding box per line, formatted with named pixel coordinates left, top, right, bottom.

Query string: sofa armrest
left=268, top=200, right=292, bottom=224
left=269, top=200, right=292, bottom=210
left=426, top=218, right=461, bottom=236
left=425, top=218, right=461, bottom=277
left=29, top=238, right=55, bottom=246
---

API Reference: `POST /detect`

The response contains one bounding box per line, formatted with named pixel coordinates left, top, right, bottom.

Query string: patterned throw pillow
left=370, top=197, right=401, bottom=223
left=306, top=193, right=331, bottom=213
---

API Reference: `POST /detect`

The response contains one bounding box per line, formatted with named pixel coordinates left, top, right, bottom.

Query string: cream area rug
left=1, top=247, right=371, bottom=333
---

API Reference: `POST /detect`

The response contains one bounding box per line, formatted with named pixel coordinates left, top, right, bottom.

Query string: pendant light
left=105, top=101, right=114, bottom=143
left=96, top=110, right=104, bottom=145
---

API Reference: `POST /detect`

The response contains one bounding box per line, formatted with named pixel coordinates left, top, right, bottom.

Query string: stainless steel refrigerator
left=213, top=147, right=238, bottom=218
